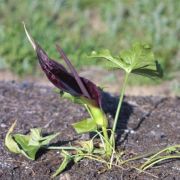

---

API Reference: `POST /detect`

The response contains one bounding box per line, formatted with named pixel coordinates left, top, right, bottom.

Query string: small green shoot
left=72, top=118, right=97, bottom=134
left=140, top=144, right=180, bottom=171
left=90, top=42, right=163, bottom=148
left=5, top=121, right=59, bottom=160
left=52, top=150, right=72, bottom=178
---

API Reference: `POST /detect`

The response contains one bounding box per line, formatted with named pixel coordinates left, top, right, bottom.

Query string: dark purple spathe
left=23, top=23, right=101, bottom=107
left=36, top=44, right=101, bottom=107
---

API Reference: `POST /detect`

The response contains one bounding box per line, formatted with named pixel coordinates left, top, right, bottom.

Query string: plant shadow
left=101, top=91, right=133, bottom=144
left=37, top=91, right=134, bottom=159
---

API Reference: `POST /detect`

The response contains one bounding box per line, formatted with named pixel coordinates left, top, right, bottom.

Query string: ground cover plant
left=4, top=24, right=180, bottom=178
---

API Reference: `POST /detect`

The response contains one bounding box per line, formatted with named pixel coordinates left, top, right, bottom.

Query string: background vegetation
left=0, top=0, right=179, bottom=84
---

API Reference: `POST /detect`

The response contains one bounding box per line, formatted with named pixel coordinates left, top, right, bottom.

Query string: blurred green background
left=0, top=0, right=179, bottom=85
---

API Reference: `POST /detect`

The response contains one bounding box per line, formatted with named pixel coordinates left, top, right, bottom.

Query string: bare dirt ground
left=0, top=81, right=179, bottom=179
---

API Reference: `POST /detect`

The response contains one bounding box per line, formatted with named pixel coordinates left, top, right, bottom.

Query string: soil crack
left=133, top=97, right=168, bottom=131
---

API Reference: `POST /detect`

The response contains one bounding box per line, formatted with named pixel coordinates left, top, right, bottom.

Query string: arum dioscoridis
left=23, top=23, right=101, bottom=108
left=23, top=23, right=110, bottom=154
left=5, top=23, right=168, bottom=178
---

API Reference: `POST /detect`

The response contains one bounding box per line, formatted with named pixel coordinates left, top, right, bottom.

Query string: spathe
left=23, top=23, right=101, bottom=107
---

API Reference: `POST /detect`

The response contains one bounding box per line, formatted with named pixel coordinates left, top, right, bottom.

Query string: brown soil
left=0, top=81, right=179, bottom=180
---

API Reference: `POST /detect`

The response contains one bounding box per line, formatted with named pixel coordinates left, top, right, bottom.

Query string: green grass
left=0, top=0, right=179, bottom=84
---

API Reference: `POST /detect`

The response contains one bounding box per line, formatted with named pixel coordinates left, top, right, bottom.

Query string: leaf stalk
left=110, top=72, right=129, bottom=146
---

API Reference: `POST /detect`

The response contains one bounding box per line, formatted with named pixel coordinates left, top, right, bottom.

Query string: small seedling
left=5, top=23, right=180, bottom=177
left=5, top=120, right=59, bottom=160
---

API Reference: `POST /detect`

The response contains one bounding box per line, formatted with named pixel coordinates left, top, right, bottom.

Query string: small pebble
left=172, top=166, right=180, bottom=171
left=156, top=124, right=160, bottom=128
left=124, top=129, right=129, bottom=133
left=59, top=173, right=71, bottom=180
left=130, top=129, right=135, bottom=134
left=124, top=129, right=135, bottom=134
left=150, top=130, right=156, bottom=135
left=0, top=123, right=7, bottom=128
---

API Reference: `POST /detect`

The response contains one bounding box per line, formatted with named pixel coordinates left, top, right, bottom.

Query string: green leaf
left=89, top=49, right=126, bottom=70
left=120, top=49, right=134, bottom=66
left=87, top=105, right=108, bottom=127
left=166, top=146, right=178, bottom=154
left=60, top=91, right=84, bottom=104
left=90, top=42, right=163, bottom=79
left=132, top=61, right=163, bottom=78
left=52, top=150, right=72, bottom=178
left=28, top=128, right=59, bottom=146
left=72, top=118, right=97, bottom=134
left=5, top=122, right=59, bottom=160
left=61, top=91, right=108, bottom=128
left=39, top=132, right=59, bottom=146
left=119, top=42, right=163, bottom=78
left=28, top=128, right=42, bottom=146
left=5, top=121, right=21, bottom=154
left=14, top=134, right=39, bottom=160
left=60, top=91, right=96, bottom=106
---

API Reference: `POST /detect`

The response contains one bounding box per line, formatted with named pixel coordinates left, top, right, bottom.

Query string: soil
left=0, top=81, right=179, bottom=180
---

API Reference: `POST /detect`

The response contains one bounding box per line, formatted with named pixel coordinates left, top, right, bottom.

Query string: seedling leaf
left=28, top=128, right=42, bottom=146
left=14, top=134, right=39, bottom=160
left=72, top=118, right=97, bottom=134
left=5, top=120, right=21, bottom=154
left=5, top=122, right=59, bottom=160
left=39, top=133, right=60, bottom=146
left=28, top=128, right=59, bottom=146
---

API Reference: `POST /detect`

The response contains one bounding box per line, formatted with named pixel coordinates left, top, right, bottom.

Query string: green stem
left=110, top=72, right=129, bottom=145
left=142, top=155, right=180, bottom=170
left=85, top=104, right=111, bottom=156
left=102, top=126, right=112, bottom=156
left=47, top=146, right=84, bottom=151
left=140, top=144, right=180, bottom=169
